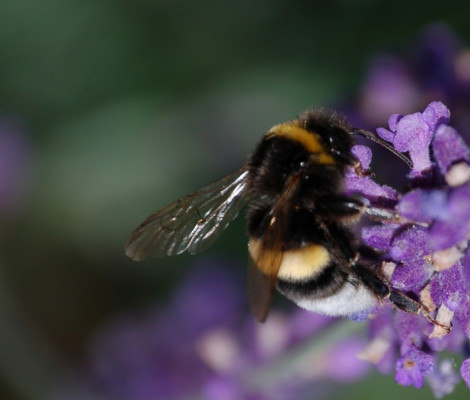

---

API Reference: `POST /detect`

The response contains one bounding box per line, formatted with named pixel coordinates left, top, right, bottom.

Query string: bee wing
left=247, top=250, right=283, bottom=322
left=247, top=173, right=301, bottom=322
left=125, top=167, right=251, bottom=260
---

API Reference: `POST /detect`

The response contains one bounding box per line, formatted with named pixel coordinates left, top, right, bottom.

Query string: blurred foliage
left=1, top=0, right=470, bottom=399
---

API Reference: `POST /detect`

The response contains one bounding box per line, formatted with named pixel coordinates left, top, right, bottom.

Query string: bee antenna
left=351, top=129, right=413, bottom=168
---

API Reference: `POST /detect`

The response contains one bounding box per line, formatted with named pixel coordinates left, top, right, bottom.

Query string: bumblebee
left=125, top=109, right=442, bottom=326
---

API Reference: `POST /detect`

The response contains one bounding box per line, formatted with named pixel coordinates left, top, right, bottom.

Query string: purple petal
left=421, top=101, right=451, bottom=131
left=351, top=145, right=372, bottom=170
left=390, top=226, right=432, bottom=262
left=345, top=172, right=398, bottom=203
left=395, top=346, right=435, bottom=388
left=398, top=189, right=448, bottom=222
left=394, top=113, right=432, bottom=152
left=429, top=220, right=464, bottom=251
left=391, top=258, right=433, bottom=292
left=362, top=225, right=399, bottom=251
left=428, top=185, right=470, bottom=250
left=461, top=358, right=470, bottom=389
left=437, top=262, right=465, bottom=311
left=454, top=293, right=470, bottom=338
left=376, top=127, right=395, bottom=142
left=396, top=359, right=424, bottom=388
left=394, top=112, right=434, bottom=174
left=388, top=113, right=402, bottom=132
left=432, top=124, right=470, bottom=175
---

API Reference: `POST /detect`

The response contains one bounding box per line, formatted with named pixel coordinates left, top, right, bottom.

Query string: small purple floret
left=395, top=346, right=435, bottom=388
left=398, top=189, right=448, bottom=222
left=461, top=359, right=470, bottom=389
left=390, top=226, right=432, bottom=263
left=390, top=258, right=433, bottom=293
left=433, top=125, right=470, bottom=174
left=376, top=101, right=452, bottom=176
left=361, top=225, right=398, bottom=251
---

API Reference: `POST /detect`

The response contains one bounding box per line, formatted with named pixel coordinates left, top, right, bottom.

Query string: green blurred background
left=1, top=1, right=470, bottom=399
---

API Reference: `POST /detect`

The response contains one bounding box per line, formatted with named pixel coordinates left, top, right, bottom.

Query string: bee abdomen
left=248, top=239, right=331, bottom=280
left=277, top=265, right=378, bottom=317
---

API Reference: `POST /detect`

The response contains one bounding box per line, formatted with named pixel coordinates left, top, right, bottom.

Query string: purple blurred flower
left=358, top=56, right=421, bottom=126
left=428, top=360, right=460, bottom=398
left=325, top=338, right=370, bottom=382
left=87, top=258, right=359, bottom=400
left=353, top=23, right=470, bottom=137
left=89, top=258, right=244, bottom=400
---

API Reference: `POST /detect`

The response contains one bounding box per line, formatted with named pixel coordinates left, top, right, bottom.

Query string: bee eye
left=330, top=148, right=340, bottom=157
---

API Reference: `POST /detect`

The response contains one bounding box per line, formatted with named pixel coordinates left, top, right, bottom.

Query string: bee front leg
left=326, top=197, right=402, bottom=222
left=332, top=199, right=427, bottom=226
left=321, top=194, right=426, bottom=225
left=320, top=196, right=365, bottom=219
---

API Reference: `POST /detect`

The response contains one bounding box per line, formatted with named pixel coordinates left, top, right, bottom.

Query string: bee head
left=300, top=109, right=357, bottom=168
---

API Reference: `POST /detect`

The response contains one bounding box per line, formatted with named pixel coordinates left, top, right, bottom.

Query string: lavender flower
left=346, top=101, right=470, bottom=396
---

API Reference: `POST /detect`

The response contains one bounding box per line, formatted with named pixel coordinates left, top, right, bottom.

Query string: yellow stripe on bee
left=266, top=122, right=335, bottom=165
left=248, top=239, right=331, bottom=281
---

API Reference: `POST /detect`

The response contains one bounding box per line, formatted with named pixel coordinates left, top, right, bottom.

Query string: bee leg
left=364, top=206, right=430, bottom=227
left=321, top=196, right=365, bottom=219
left=388, top=290, right=420, bottom=314
left=351, top=263, right=389, bottom=297
left=389, top=290, right=452, bottom=333
left=351, top=264, right=451, bottom=332
left=318, top=198, right=413, bottom=224
left=364, top=207, right=401, bottom=222
left=325, top=197, right=427, bottom=225
left=337, top=201, right=407, bottom=223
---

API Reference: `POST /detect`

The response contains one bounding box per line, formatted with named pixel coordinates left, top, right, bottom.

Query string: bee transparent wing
left=125, top=167, right=251, bottom=260
left=247, top=173, right=301, bottom=322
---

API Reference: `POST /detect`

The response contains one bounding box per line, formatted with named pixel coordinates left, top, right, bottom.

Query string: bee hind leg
left=389, top=290, right=452, bottom=333
left=352, top=264, right=451, bottom=332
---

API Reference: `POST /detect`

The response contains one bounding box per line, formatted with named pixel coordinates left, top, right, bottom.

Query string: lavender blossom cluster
left=345, top=101, right=470, bottom=396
